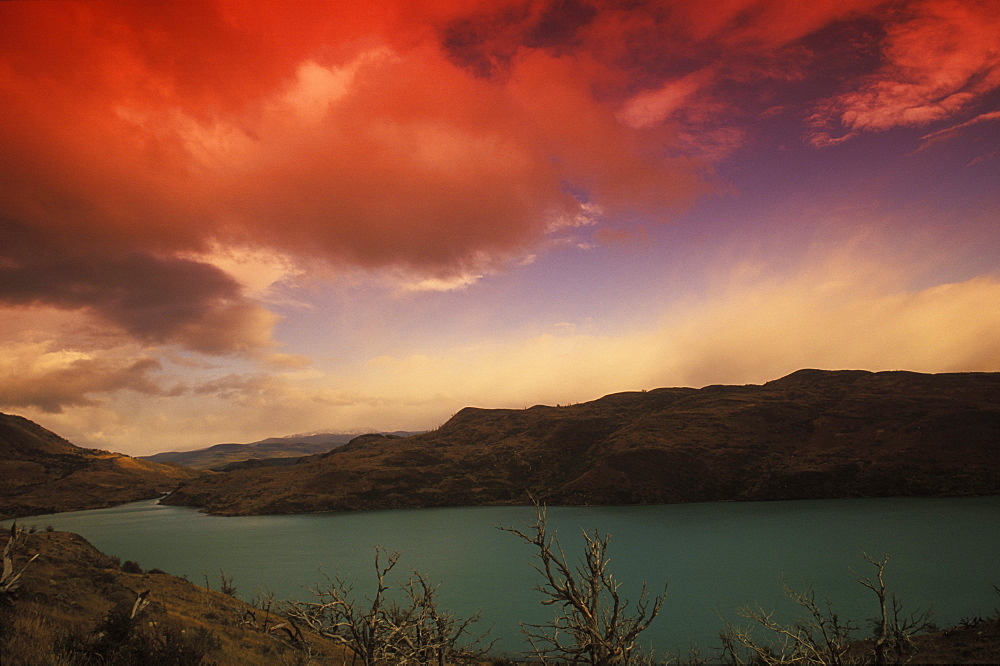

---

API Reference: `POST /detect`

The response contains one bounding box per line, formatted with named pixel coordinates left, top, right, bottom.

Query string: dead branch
left=283, top=545, right=487, bottom=665
left=500, top=502, right=666, bottom=665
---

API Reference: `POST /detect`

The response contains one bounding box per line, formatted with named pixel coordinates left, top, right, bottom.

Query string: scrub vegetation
left=718, top=553, right=933, bottom=665
left=284, top=546, right=493, bottom=665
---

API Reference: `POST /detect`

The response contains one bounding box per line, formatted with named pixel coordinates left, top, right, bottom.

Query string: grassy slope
left=0, top=529, right=347, bottom=665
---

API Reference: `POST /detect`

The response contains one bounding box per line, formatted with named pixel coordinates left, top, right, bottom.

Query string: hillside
left=141, top=431, right=418, bottom=470
left=162, top=369, right=1000, bottom=515
left=0, top=413, right=203, bottom=519
left=0, top=528, right=345, bottom=664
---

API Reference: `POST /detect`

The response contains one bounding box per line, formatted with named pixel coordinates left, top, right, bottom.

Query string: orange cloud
left=0, top=0, right=707, bottom=350
left=0, top=341, right=171, bottom=413
left=11, top=0, right=917, bottom=273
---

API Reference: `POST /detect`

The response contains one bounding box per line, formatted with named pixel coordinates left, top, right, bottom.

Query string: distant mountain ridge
left=0, top=413, right=202, bottom=519
left=141, top=431, right=420, bottom=470
left=162, top=369, right=1000, bottom=515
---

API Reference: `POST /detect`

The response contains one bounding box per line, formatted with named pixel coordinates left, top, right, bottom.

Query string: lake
left=8, top=496, right=1000, bottom=658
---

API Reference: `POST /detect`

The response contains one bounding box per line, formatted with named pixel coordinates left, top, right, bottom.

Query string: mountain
left=161, top=369, right=1000, bottom=515
left=141, top=431, right=419, bottom=470
left=0, top=413, right=203, bottom=519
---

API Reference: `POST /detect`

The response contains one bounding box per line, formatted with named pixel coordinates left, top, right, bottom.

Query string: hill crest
left=142, top=431, right=420, bottom=470
left=162, top=369, right=1000, bottom=515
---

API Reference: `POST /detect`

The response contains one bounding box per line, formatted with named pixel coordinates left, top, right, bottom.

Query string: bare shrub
left=1, top=523, right=39, bottom=602
left=283, top=546, right=490, bottom=665
left=853, top=553, right=932, bottom=666
left=61, top=590, right=220, bottom=665
left=500, top=504, right=666, bottom=665
left=719, top=553, right=932, bottom=665
left=121, top=560, right=143, bottom=574
left=202, top=569, right=238, bottom=598
left=218, top=569, right=238, bottom=598
left=719, top=584, right=856, bottom=665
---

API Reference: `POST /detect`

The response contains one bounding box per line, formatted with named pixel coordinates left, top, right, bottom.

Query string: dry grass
left=1, top=605, right=77, bottom=665
left=0, top=530, right=348, bottom=665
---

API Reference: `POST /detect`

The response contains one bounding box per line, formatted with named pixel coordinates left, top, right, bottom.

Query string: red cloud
left=2, top=0, right=993, bottom=354
left=0, top=1, right=703, bottom=280
left=809, top=0, right=1000, bottom=143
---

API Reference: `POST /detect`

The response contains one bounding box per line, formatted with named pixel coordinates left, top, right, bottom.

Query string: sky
left=1, top=0, right=998, bottom=456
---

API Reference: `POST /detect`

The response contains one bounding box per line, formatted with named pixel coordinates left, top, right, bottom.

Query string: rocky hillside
left=0, top=413, right=203, bottom=519
left=162, top=369, right=1000, bottom=515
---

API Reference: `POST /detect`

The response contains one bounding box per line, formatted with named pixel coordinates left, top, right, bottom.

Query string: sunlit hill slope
left=0, top=413, right=203, bottom=519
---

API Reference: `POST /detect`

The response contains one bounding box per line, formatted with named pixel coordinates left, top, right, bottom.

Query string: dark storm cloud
left=0, top=224, right=276, bottom=354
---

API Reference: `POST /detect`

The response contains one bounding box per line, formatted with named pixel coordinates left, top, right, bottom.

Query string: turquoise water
left=9, top=496, right=1000, bottom=658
